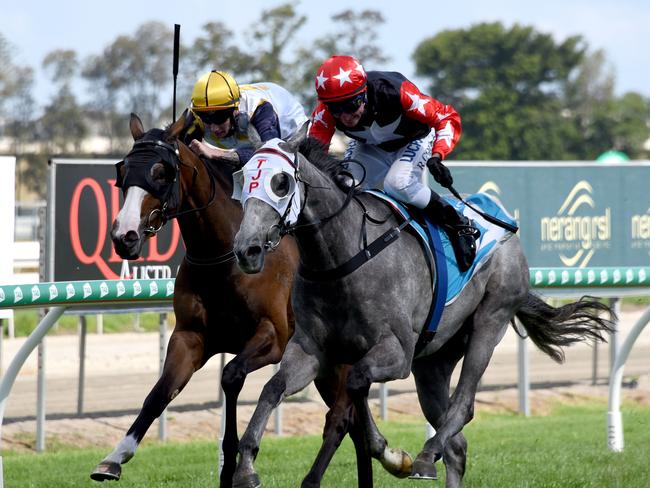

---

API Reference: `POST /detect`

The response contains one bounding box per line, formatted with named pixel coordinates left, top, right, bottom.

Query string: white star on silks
left=406, top=92, right=430, bottom=115
left=333, top=67, right=353, bottom=86
left=313, top=109, right=328, bottom=128
left=436, top=120, right=454, bottom=149
left=353, top=116, right=403, bottom=145
left=316, top=71, right=328, bottom=90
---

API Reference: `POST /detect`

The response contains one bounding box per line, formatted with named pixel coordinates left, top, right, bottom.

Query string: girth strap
left=298, top=220, right=410, bottom=282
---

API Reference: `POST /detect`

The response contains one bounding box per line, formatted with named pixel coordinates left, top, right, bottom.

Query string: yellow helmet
left=191, top=71, right=240, bottom=111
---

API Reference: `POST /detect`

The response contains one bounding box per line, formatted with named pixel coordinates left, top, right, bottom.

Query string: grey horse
left=231, top=124, right=614, bottom=488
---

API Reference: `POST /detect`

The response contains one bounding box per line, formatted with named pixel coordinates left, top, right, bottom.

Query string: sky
left=2, top=0, right=649, bottom=105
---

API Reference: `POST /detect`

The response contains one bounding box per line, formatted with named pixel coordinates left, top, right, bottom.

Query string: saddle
left=365, top=190, right=518, bottom=353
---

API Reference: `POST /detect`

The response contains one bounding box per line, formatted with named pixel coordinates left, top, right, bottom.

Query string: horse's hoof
left=90, top=461, right=122, bottom=481
left=233, top=473, right=261, bottom=488
left=379, top=447, right=413, bottom=478
left=408, top=458, right=438, bottom=480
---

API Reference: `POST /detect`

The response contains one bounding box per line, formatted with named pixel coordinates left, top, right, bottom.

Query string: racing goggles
left=326, top=93, right=366, bottom=116
left=197, top=108, right=234, bottom=125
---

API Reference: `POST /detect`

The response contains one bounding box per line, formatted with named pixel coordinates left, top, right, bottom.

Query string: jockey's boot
left=424, top=192, right=481, bottom=272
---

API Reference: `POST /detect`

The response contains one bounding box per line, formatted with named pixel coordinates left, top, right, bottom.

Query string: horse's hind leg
left=410, top=327, right=469, bottom=487
left=91, top=328, right=205, bottom=481
left=412, top=280, right=525, bottom=482
left=233, top=340, right=320, bottom=488
left=302, top=365, right=372, bottom=488
left=219, top=317, right=287, bottom=488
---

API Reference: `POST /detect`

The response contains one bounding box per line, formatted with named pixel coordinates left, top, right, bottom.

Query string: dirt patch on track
left=4, top=376, right=649, bottom=453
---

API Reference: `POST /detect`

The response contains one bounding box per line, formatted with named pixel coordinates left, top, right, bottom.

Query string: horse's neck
left=294, top=164, right=370, bottom=272
left=178, top=160, right=241, bottom=258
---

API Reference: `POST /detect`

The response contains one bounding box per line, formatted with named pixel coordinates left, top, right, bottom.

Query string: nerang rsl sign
left=447, top=161, right=650, bottom=268
left=48, top=159, right=184, bottom=282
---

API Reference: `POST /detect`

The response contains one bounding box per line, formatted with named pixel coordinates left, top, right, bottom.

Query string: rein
left=267, top=150, right=406, bottom=281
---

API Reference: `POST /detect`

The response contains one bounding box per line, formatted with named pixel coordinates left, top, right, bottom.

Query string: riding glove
left=426, top=156, right=453, bottom=188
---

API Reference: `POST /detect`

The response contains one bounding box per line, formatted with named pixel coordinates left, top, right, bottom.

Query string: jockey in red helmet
left=308, top=55, right=480, bottom=272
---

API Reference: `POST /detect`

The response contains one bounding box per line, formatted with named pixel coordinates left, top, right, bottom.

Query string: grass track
left=4, top=404, right=650, bottom=487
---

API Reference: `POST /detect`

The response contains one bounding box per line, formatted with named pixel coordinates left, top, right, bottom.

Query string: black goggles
left=197, top=109, right=234, bottom=125
left=326, top=93, right=366, bottom=116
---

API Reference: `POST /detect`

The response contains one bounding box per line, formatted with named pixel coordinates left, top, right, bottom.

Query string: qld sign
left=48, top=159, right=184, bottom=281
left=447, top=161, right=650, bottom=268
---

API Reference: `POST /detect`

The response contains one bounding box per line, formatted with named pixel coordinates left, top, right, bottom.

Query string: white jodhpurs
left=343, top=131, right=435, bottom=209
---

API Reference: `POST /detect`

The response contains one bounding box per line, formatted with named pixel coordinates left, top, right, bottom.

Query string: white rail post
left=0, top=306, right=66, bottom=488
left=380, top=383, right=388, bottom=421
left=158, top=313, right=168, bottom=441
left=607, top=305, right=650, bottom=452
left=36, top=312, right=47, bottom=452
left=77, top=315, right=87, bottom=415
left=517, top=331, right=530, bottom=416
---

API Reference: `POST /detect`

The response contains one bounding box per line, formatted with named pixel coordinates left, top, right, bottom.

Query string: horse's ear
left=166, top=109, right=190, bottom=142
left=279, top=120, right=310, bottom=154
left=130, top=113, right=145, bottom=141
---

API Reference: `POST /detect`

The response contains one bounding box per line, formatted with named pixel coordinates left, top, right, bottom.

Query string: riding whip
left=446, top=184, right=519, bottom=234
left=172, top=24, right=180, bottom=121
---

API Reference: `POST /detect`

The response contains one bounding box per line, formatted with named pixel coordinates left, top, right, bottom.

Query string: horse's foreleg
left=90, top=329, right=205, bottom=482
left=347, top=336, right=413, bottom=479
left=302, top=366, right=373, bottom=488
left=220, top=318, right=286, bottom=488
left=233, top=341, right=320, bottom=488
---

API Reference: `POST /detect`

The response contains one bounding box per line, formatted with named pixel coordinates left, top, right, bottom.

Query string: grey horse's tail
left=514, top=293, right=615, bottom=363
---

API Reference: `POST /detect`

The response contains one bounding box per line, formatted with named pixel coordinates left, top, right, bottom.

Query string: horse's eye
left=270, top=172, right=292, bottom=198
left=150, top=162, right=173, bottom=183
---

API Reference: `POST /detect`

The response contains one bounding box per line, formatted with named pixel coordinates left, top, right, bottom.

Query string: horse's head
left=232, top=123, right=310, bottom=273
left=111, top=111, right=195, bottom=259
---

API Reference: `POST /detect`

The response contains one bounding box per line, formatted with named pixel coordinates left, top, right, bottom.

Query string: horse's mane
left=298, top=137, right=344, bottom=181
left=158, top=122, right=236, bottom=188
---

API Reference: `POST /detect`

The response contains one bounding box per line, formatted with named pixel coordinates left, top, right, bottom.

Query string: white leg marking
left=104, top=434, right=139, bottom=464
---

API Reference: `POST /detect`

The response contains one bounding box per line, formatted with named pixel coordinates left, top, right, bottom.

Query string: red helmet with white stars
left=315, top=55, right=367, bottom=102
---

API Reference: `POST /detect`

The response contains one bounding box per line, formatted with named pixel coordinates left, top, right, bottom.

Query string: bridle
left=116, top=135, right=236, bottom=266
left=117, top=137, right=218, bottom=236
left=247, top=147, right=364, bottom=252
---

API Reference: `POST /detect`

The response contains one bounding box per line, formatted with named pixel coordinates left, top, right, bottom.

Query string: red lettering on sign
left=249, top=181, right=259, bottom=192
left=69, top=178, right=119, bottom=279
left=108, top=180, right=121, bottom=263
left=251, top=169, right=262, bottom=181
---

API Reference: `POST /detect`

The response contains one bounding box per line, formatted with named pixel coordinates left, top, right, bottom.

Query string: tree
left=0, top=34, right=46, bottom=198
left=246, top=3, right=307, bottom=84
left=188, top=22, right=256, bottom=79
left=413, top=22, right=588, bottom=159
left=413, top=22, right=650, bottom=160
left=38, top=49, right=87, bottom=154
left=82, top=22, right=173, bottom=132
left=289, top=8, right=388, bottom=106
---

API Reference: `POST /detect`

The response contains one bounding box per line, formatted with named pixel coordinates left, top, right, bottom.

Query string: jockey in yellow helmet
left=188, top=71, right=307, bottom=166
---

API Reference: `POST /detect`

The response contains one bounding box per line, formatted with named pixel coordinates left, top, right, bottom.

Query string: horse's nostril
left=123, top=230, right=139, bottom=245
left=246, top=245, right=262, bottom=258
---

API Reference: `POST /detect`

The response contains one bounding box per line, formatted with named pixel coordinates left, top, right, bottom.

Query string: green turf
left=4, top=403, right=650, bottom=487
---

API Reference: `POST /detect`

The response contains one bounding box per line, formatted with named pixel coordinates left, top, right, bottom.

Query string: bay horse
left=231, top=125, right=614, bottom=488
left=89, top=112, right=378, bottom=487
